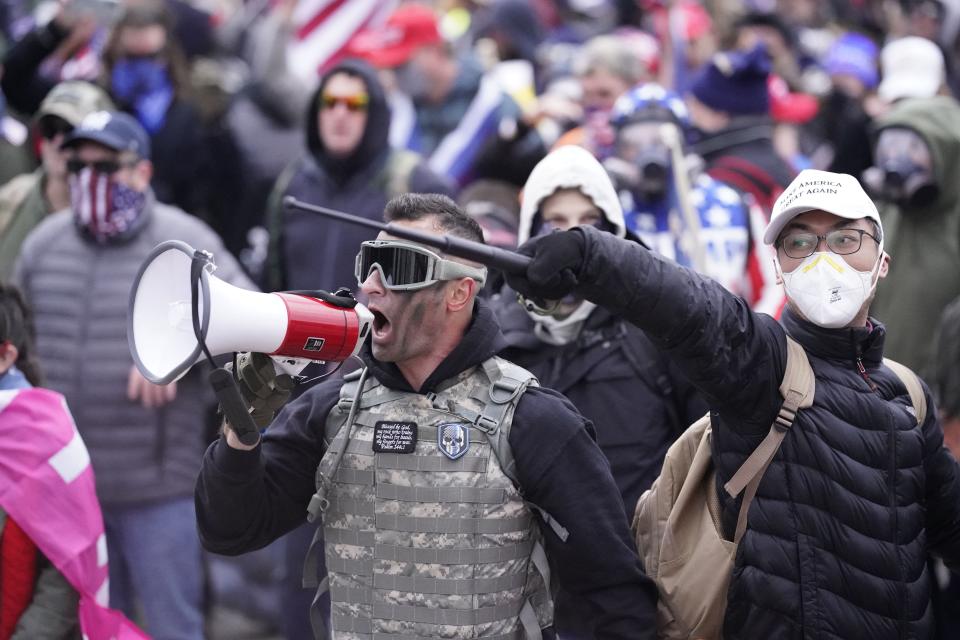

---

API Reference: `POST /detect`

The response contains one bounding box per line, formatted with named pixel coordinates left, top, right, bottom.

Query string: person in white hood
left=492, top=145, right=706, bottom=640
left=514, top=145, right=627, bottom=344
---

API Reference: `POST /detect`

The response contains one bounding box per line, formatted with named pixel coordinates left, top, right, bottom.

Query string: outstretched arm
left=506, top=226, right=786, bottom=428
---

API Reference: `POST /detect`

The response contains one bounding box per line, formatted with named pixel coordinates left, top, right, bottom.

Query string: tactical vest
left=304, top=357, right=556, bottom=639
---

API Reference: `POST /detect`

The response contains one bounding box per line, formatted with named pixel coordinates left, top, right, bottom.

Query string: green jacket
left=0, top=170, right=50, bottom=281
left=0, top=508, right=79, bottom=639
left=872, top=96, right=960, bottom=376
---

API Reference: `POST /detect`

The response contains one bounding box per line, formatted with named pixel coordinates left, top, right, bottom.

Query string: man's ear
left=878, top=252, right=891, bottom=279
left=446, top=277, right=477, bottom=312
left=0, top=341, right=19, bottom=375
left=773, top=257, right=784, bottom=285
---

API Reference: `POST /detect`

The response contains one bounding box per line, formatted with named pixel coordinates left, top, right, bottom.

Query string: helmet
left=610, top=83, right=690, bottom=130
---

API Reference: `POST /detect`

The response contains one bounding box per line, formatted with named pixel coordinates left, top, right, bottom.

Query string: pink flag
left=0, top=388, right=149, bottom=640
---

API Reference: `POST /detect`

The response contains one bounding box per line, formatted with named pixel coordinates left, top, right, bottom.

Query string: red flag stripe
left=295, top=0, right=348, bottom=41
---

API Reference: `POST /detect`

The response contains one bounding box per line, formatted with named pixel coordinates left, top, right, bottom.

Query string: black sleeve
left=194, top=379, right=341, bottom=555
left=665, top=359, right=710, bottom=432
left=1, top=21, right=65, bottom=115
left=575, top=225, right=787, bottom=432
left=509, top=386, right=658, bottom=639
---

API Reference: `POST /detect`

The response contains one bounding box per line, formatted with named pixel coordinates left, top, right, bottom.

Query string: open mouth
left=371, top=308, right=391, bottom=339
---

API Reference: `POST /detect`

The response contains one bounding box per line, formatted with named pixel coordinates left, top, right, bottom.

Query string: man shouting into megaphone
left=195, top=193, right=657, bottom=639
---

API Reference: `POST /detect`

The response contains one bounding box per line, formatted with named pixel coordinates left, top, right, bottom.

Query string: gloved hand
left=505, top=228, right=587, bottom=301
left=229, top=352, right=296, bottom=427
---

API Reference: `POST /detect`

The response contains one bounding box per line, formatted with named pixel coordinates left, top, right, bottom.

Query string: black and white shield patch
left=437, top=422, right=470, bottom=460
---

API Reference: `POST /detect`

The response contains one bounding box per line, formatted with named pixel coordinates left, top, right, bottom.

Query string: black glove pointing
left=505, top=228, right=587, bottom=301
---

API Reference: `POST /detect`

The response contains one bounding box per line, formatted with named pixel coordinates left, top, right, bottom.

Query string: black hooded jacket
left=494, top=290, right=706, bottom=513
left=562, top=226, right=960, bottom=639
left=264, top=59, right=453, bottom=293
left=195, top=297, right=657, bottom=638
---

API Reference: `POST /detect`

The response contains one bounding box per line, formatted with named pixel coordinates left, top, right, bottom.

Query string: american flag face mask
left=69, top=167, right=146, bottom=243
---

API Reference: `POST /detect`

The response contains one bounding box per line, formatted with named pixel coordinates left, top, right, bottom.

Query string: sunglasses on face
left=65, top=158, right=135, bottom=175
left=355, top=240, right=487, bottom=291
left=38, top=117, right=73, bottom=141
left=320, top=93, right=370, bottom=112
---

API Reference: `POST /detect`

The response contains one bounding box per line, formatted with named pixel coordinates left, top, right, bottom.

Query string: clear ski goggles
left=355, top=240, right=487, bottom=291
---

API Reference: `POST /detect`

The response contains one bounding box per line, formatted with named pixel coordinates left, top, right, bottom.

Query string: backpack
left=631, top=335, right=927, bottom=639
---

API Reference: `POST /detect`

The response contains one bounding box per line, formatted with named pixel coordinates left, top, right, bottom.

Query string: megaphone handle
left=209, top=367, right=261, bottom=447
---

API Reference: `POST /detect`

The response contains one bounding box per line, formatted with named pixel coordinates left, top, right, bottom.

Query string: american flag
left=287, top=0, right=398, bottom=81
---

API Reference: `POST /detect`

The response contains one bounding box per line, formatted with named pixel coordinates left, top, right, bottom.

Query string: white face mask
left=779, top=251, right=882, bottom=329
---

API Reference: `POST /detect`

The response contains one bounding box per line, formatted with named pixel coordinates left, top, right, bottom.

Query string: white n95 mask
left=779, top=252, right=881, bottom=329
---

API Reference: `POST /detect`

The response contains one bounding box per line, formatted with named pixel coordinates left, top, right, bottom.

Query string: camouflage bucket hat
left=37, top=81, right=115, bottom=127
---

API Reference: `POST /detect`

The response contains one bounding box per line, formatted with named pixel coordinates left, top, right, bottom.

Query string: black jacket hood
left=360, top=297, right=507, bottom=394
left=305, top=58, right=391, bottom=181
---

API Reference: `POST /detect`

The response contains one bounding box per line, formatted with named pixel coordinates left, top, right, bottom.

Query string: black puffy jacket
left=570, top=226, right=960, bottom=639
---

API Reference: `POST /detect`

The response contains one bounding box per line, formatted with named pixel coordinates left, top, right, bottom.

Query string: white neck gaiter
left=529, top=300, right=598, bottom=346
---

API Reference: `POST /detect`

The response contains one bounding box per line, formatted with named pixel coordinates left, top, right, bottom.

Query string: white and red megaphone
left=127, top=240, right=373, bottom=385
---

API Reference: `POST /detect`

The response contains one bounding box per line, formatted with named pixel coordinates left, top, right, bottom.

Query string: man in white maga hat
left=503, top=168, right=960, bottom=639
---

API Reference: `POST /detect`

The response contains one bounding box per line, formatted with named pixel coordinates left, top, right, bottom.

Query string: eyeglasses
left=38, top=117, right=73, bottom=141
left=355, top=240, right=487, bottom=290
left=320, top=93, right=369, bottom=112
left=777, top=228, right=881, bottom=259
left=66, top=158, right=136, bottom=175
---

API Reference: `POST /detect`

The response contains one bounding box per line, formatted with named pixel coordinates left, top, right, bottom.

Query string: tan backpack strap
left=724, top=335, right=816, bottom=542
left=883, top=358, right=927, bottom=425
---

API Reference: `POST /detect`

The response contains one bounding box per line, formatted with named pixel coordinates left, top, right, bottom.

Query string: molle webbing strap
left=326, top=572, right=530, bottom=600
left=376, top=452, right=488, bottom=473
left=370, top=600, right=524, bottom=625
left=303, top=368, right=370, bottom=597
left=373, top=539, right=537, bottom=565
left=373, top=512, right=532, bottom=534
left=323, top=527, right=536, bottom=564
left=478, top=359, right=569, bottom=543
left=329, top=617, right=529, bottom=639
left=375, top=483, right=505, bottom=504
left=331, top=467, right=374, bottom=486
left=310, top=367, right=370, bottom=522
left=723, top=336, right=815, bottom=543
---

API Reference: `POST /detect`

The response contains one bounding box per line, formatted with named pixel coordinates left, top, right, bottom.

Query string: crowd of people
left=3, top=0, right=960, bottom=638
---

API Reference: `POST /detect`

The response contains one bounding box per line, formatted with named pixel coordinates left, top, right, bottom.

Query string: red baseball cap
left=346, top=4, right=441, bottom=69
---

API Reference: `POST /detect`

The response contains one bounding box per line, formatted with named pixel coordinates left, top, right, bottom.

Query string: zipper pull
left=856, top=357, right=878, bottom=391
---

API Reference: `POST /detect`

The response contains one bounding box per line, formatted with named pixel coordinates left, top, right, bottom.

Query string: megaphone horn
left=127, top=240, right=373, bottom=386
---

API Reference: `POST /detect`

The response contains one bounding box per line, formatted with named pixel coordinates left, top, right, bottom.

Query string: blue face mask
left=111, top=58, right=173, bottom=134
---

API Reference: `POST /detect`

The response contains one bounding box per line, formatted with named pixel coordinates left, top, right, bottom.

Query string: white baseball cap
left=878, top=36, right=945, bottom=102
left=763, top=169, right=882, bottom=245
